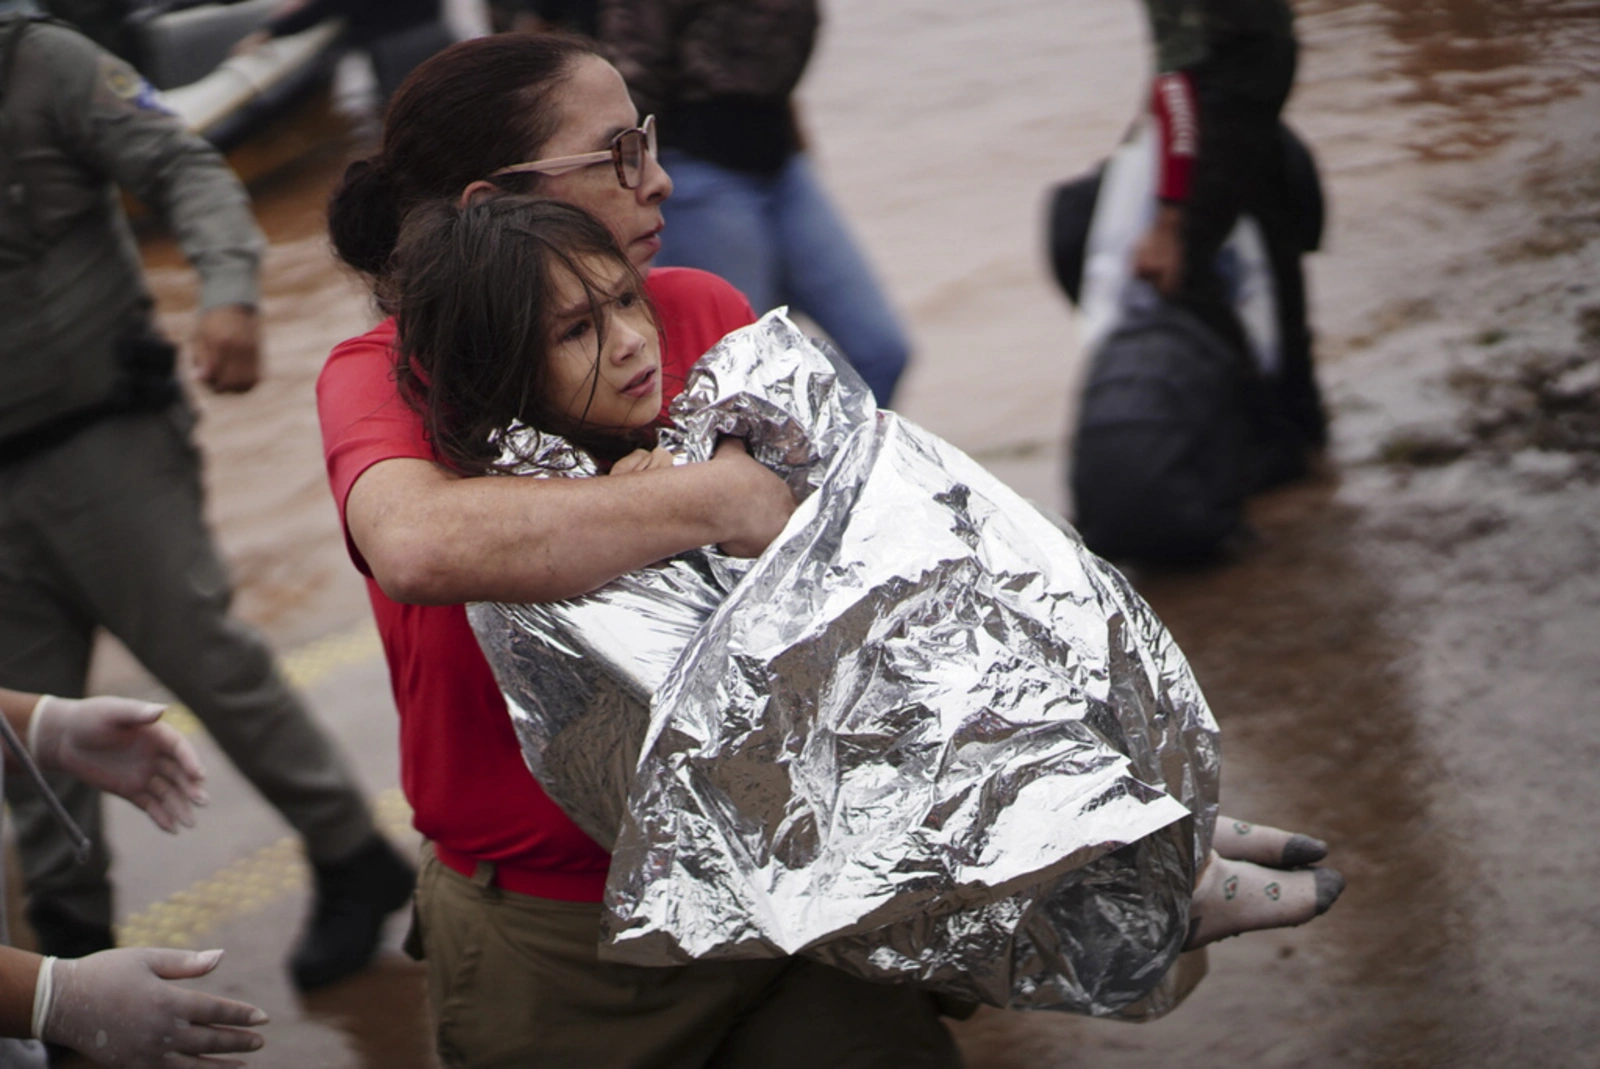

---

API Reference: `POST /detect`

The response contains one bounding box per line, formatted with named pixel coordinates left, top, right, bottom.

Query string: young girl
left=389, top=192, right=1343, bottom=1002
left=389, top=195, right=672, bottom=476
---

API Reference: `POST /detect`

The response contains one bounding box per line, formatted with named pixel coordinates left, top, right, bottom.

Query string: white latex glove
left=29, top=696, right=208, bottom=833
left=37, top=949, right=267, bottom=1068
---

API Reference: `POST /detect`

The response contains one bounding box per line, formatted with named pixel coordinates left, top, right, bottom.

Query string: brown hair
left=389, top=195, right=660, bottom=475
left=328, top=32, right=603, bottom=282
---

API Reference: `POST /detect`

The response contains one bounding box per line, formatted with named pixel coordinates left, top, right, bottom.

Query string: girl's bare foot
left=1184, top=852, right=1345, bottom=949
left=1213, top=816, right=1329, bottom=868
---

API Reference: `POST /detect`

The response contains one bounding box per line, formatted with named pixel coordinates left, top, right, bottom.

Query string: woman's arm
left=346, top=438, right=796, bottom=605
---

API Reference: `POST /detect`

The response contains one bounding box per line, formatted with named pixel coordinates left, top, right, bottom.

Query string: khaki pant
left=415, top=846, right=964, bottom=1069
left=0, top=403, right=376, bottom=931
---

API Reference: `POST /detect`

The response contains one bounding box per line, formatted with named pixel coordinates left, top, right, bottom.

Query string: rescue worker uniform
left=0, top=16, right=409, bottom=988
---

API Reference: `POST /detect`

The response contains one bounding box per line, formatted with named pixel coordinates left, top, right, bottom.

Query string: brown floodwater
left=95, top=1, right=1600, bottom=1066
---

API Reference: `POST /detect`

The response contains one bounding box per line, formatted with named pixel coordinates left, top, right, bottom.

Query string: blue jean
left=657, top=150, right=911, bottom=406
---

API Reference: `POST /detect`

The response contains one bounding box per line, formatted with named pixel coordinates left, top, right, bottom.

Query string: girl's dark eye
left=617, top=289, right=639, bottom=309
left=561, top=318, right=591, bottom=343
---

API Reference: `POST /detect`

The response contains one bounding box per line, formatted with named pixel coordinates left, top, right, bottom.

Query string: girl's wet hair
left=390, top=195, right=659, bottom=475
left=328, top=32, right=603, bottom=280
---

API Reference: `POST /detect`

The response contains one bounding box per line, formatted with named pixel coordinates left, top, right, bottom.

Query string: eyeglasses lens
left=618, top=131, right=643, bottom=189
left=616, top=119, right=655, bottom=190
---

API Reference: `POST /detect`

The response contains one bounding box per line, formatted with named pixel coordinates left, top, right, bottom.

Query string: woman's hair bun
left=328, top=155, right=404, bottom=277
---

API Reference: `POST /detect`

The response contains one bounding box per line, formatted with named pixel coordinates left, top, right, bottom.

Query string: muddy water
left=108, top=1, right=1600, bottom=1066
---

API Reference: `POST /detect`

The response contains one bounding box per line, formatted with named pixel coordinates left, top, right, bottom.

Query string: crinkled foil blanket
left=469, top=311, right=1219, bottom=1016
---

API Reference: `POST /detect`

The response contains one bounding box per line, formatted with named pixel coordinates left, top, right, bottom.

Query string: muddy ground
left=58, top=0, right=1600, bottom=1065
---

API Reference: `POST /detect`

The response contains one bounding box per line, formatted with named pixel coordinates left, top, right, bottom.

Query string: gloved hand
left=29, top=695, right=208, bottom=833
left=37, top=948, right=267, bottom=1068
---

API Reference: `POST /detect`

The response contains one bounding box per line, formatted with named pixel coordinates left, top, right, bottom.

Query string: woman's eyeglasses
left=489, top=116, right=657, bottom=190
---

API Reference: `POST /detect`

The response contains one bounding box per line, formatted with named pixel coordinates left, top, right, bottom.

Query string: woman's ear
left=459, top=180, right=500, bottom=207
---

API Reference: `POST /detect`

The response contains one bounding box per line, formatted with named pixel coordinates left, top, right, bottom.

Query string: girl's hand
left=610, top=446, right=677, bottom=475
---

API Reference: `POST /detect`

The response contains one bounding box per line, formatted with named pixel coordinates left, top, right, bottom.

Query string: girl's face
left=536, top=56, right=673, bottom=270
left=544, top=254, right=664, bottom=433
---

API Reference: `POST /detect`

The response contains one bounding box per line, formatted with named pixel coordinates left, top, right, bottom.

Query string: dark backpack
left=1070, top=293, right=1249, bottom=562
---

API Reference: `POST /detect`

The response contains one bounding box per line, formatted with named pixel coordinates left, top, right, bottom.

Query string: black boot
left=290, top=834, right=416, bottom=992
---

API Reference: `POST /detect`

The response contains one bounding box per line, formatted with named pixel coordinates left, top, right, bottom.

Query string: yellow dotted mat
left=118, top=789, right=415, bottom=948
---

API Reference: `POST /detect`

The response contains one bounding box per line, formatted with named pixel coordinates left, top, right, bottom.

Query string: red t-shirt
left=317, top=267, right=756, bottom=901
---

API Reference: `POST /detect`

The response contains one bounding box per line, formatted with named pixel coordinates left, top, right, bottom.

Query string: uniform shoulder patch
left=101, top=57, right=173, bottom=115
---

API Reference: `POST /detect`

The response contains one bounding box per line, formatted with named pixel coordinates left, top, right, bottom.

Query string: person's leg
left=707, top=957, right=962, bottom=1069
left=414, top=847, right=787, bottom=1069
left=1207, top=14, right=1325, bottom=451
left=1248, top=128, right=1327, bottom=450
left=1184, top=29, right=1309, bottom=488
left=1177, top=11, right=1298, bottom=346
left=1174, top=95, right=1256, bottom=359
left=14, top=405, right=408, bottom=988
left=0, top=462, right=113, bottom=955
left=656, top=149, right=783, bottom=315
left=1257, top=222, right=1323, bottom=443
left=770, top=153, right=911, bottom=407
left=28, top=407, right=377, bottom=863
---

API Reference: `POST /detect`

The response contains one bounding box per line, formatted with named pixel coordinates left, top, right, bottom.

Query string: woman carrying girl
left=317, top=32, right=957, bottom=1067
left=317, top=33, right=1340, bottom=1067
left=388, top=187, right=1345, bottom=1035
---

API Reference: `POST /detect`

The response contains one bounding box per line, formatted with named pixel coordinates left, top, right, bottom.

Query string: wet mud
left=71, top=0, right=1600, bottom=1066
left=950, top=2, right=1600, bottom=1065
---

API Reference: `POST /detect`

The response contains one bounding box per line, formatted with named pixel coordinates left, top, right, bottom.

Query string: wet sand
left=76, top=1, right=1600, bottom=1065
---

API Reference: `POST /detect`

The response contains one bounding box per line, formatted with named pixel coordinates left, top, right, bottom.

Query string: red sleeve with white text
left=1150, top=70, right=1199, bottom=203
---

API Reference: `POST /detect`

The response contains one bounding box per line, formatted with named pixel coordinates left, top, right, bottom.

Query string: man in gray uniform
left=0, top=15, right=412, bottom=992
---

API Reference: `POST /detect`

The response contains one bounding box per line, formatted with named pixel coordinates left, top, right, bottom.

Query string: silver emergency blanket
left=469, top=311, right=1219, bottom=1016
